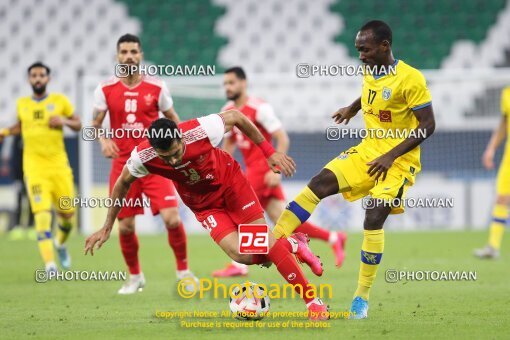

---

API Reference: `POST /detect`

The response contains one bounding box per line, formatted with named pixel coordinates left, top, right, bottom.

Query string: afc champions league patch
left=382, top=87, right=392, bottom=101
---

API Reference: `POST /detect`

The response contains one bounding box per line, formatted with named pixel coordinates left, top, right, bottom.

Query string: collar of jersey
left=119, top=76, right=144, bottom=90
left=31, top=94, right=49, bottom=102
left=372, top=59, right=399, bottom=80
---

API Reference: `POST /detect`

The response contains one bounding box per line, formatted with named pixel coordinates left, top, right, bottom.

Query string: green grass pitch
left=0, top=230, right=508, bottom=339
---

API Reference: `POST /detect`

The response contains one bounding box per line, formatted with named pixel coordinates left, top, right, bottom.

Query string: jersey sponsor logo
left=124, top=91, right=139, bottom=96
left=183, top=126, right=208, bottom=145
left=379, top=110, right=392, bottom=122
left=164, top=195, right=176, bottom=201
left=173, top=161, right=191, bottom=169
left=382, top=87, right=392, bottom=101
left=242, top=201, right=256, bottom=210
left=126, top=113, right=136, bottom=123
left=122, top=113, right=144, bottom=131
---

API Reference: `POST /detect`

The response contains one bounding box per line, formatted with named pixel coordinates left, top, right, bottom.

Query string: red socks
left=119, top=232, right=140, bottom=275
left=267, top=239, right=315, bottom=304
left=295, top=222, right=330, bottom=242
left=167, top=223, right=189, bottom=271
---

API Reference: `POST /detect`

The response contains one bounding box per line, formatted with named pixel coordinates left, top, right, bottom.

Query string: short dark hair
left=224, top=66, right=246, bottom=80
left=360, top=20, right=392, bottom=45
left=27, top=62, right=50, bottom=75
left=148, top=118, right=180, bottom=150
left=117, top=34, right=142, bottom=50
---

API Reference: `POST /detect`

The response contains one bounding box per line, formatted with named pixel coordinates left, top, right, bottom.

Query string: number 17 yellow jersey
left=359, top=59, right=432, bottom=175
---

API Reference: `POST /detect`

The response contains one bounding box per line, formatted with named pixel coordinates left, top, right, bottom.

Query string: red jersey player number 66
left=238, top=224, right=269, bottom=254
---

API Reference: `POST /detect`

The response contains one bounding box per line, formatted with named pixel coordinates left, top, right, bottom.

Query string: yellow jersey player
left=0, top=62, right=82, bottom=274
left=271, top=20, right=435, bottom=319
left=474, top=87, right=510, bottom=259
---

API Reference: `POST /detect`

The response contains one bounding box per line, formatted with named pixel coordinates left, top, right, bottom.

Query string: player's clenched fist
left=84, top=227, right=112, bottom=256
left=267, top=152, right=296, bottom=177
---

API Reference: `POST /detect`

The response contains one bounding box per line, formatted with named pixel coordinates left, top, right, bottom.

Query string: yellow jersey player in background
left=0, top=62, right=82, bottom=274
left=272, top=20, right=436, bottom=319
left=474, top=87, right=510, bottom=259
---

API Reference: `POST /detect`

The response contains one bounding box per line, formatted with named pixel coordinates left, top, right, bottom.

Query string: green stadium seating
left=330, top=0, right=506, bottom=68
left=121, top=0, right=227, bottom=68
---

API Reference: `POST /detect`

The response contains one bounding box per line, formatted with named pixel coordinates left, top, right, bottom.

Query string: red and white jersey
left=222, top=97, right=282, bottom=171
left=93, top=76, right=174, bottom=161
left=126, top=114, right=241, bottom=211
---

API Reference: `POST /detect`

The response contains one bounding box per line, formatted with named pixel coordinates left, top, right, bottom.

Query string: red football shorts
left=245, top=167, right=286, bottom=209
left=193, top=168, right=264, bottom=243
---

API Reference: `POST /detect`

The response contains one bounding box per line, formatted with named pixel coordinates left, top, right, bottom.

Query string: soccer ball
left=229, top=282, right=270, bottom=320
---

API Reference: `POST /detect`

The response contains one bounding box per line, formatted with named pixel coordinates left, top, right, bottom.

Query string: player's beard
left=32, top=84, right=46, bottom=95
left=227, top=91, right=241, bottom=101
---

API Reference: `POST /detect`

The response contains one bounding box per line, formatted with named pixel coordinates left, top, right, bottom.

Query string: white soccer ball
left=229, top=282, right=270, bottom=320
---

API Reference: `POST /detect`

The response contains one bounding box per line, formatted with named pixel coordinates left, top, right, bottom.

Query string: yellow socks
left=35, top=211, right=54, bottom=265
left=355, top=229, right=385, bottom=300
left=56, top=216, right=73, bottom=247
left=273, top=186, right=320, bottom=238
left=488, top=204, right=509, bottom=250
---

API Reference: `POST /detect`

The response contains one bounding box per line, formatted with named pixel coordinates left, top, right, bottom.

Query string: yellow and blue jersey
left=16, top=93, right=74, bottom=175
left=359, top=59, right=432, bottom=174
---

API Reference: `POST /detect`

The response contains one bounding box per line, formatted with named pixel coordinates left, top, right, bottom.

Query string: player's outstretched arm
left=84, top=166, right=137, bottom=256
left=367, top=105, right=436, bottom=181
left=0, top=121, right=21, bottom=142
left=220, top=109, right=296, bottom=176
left=332, top=96, right=361, bottom=125
left=482, top=116, right=507, bottom=170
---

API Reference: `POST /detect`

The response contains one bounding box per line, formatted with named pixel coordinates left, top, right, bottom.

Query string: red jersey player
left=85, top=110, right=329, bottom=320
left=213, top=67, right=347, bottom=278
left=92, top=34, right=195, bottom=294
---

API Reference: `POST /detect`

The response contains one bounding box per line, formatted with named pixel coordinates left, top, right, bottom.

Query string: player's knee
left=495, top=195, right=510, bottom=205
left=163, top=213, right=181, bottom=229
left=308, top=169, right=338, bottom=199
left=363, top=208, right=390, bottom=230
left=118, top=219, right=135, bottom=234
left=58, top=212, right=74, bottom=220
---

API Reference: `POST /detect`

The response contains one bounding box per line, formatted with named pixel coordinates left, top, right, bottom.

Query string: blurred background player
left=0, top=62, right=82, bottom=273
left=271, top=20, right=436, bottom=318
left=92, top=34, right=196, bottom=294
left=1, top=134, right=35, bottom=240
left=85, top=111, right=329, bottom=320
left=213, top=66, right=347, bottom=278
left=474, top=86, right=510, bottom=259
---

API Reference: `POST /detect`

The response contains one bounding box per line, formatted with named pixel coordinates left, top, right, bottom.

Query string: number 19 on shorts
left=238, top=224, right=269, bottom=254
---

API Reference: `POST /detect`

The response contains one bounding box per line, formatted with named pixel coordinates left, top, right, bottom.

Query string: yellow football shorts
left=24, top=167, right=75, bottom=214
left=324, top=146, right=416, bottom=214
left=496, top=149, right=510, bottom=196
